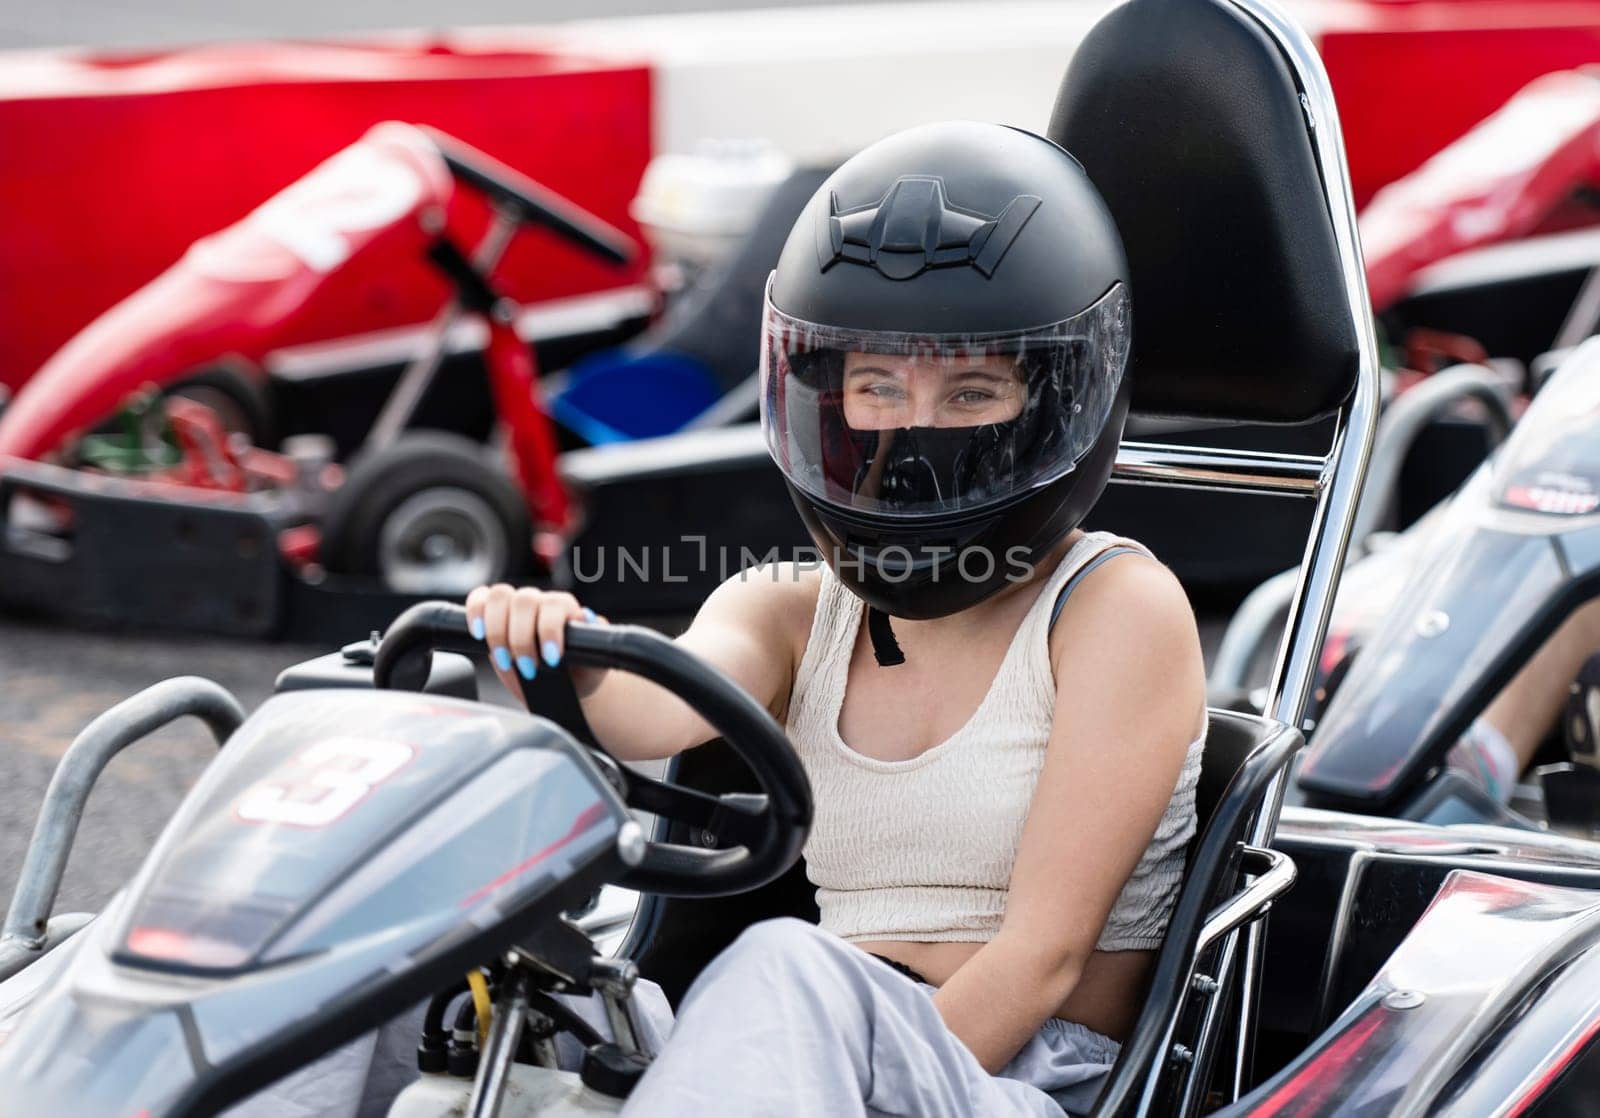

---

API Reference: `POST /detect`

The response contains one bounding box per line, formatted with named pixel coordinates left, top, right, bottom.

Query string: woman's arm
left=932, top=554, right=1207, bottom=1071
left=466, top=565, right=809, bottom=762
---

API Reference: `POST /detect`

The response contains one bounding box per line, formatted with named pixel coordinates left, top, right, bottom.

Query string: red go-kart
left=0, top=121, right=640, bottom=633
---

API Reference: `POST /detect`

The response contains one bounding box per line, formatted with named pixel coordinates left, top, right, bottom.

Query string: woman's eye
left=953, top=390, right=996, bottom=405
left=860, top=384, right=906, bottom=401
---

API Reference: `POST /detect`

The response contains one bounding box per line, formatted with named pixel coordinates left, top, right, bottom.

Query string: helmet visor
left=760, top=280, right=1130, bottom=519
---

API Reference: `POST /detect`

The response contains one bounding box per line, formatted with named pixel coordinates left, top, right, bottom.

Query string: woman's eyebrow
left=949, top=369, right=1014, bottom=384
left=844, top=363, right=903, bottom=379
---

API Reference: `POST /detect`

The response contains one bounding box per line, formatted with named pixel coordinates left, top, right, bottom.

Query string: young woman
left=463, top=120, right=1208, bottom=1117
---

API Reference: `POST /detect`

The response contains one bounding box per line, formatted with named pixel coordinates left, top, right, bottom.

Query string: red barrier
left=0, top=35, right=653, bottom=391
left=1320, top=1, right=1600, bottom=209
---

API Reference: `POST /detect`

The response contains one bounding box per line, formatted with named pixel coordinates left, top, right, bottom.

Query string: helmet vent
left=824, top=176, right=1041, bottom=281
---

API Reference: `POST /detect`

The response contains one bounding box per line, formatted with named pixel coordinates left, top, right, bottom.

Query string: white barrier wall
left=551, top=1, right=1122, bottom=163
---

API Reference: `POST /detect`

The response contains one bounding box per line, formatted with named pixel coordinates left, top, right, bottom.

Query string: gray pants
left=619, top=918, right=1118, bottom=1117
left=231, top=918, right=1117, bottom=1117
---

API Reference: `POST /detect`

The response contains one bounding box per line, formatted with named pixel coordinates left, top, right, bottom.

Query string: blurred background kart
left=0, top=121, right=653, bottom=640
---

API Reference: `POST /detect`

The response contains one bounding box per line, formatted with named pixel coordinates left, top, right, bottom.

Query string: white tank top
left=785, top=531, right=1205, bottom=951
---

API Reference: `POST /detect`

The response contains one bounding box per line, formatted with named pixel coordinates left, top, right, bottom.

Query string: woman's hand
left=464, top=584, right=609, bottom=708
left=463, top=565, right=803, bottom=762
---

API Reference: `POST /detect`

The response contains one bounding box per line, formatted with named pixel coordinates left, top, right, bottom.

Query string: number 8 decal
left=236, top=738, right=415, bottom=828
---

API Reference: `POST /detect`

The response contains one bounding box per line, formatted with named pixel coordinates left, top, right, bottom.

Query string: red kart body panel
left=0, top=122, right=452, bottom=461
left=1359, top=70, right=1600, bottom=312
left=0, top=36, right=652, bottom=394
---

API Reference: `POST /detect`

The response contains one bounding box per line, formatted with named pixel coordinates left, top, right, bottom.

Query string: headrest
left=1049, top=0, right=1358, bottom=424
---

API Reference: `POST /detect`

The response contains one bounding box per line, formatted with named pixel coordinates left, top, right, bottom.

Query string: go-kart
left=1206, top=342, right=1600, bottom=1114
left=0, top=601, right=813, bottom=1115
left=1208, top=67, right=1600, bottom=716
left=1208, top=295, right=1600, bottom=741
left=7, top=1, right=1600, bottom=1115
left=1284, top=336, right=1600, bottom=827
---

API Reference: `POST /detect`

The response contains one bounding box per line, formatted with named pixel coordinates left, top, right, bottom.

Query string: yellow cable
left=466, top=969, right=492, bottom=1047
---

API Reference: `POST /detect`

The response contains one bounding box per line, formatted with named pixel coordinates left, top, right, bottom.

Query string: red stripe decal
left=459, top=801, right=610, bottom=908
left=1506, top=1012, right=1600, bottom=1118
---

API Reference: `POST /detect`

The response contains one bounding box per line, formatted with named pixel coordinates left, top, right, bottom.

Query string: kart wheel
left=167, top=364, right=275, bottom=447
left=321, top=432, right=530, bottom=594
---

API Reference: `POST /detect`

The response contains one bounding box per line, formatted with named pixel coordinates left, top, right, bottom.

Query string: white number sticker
left=235, top=737, right=415, bottom=828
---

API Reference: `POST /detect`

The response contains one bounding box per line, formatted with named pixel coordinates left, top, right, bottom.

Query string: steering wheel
left=420, top=125, right=637, bottom=266
left=372, top=601, right=812, bottom=899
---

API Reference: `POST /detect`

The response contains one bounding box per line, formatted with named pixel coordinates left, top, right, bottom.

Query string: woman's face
left=841, top=350, right=1025, bottom=431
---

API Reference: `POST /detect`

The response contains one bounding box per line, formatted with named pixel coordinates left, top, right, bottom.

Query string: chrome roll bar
left=1112, top=442, right=1327, bottom=497
left=0, top=677, right=243, bottom=979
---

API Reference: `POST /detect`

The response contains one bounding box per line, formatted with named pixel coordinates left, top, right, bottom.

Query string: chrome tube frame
left=1105, top=0, right=1380, bottom=1111
left=1208, top=365, right=1512, bottom=699
left=1194, top=847, right=1297, bottom=953
left=1144, top=845, right=1297, bottom=1116
left=365, top=206, right=520, bottom=453
left=1177, top=934, right=1241, bottom=1117
left=467, top=973, right=531, bottom=1118
left=1112, top=442, right=1325, bottom=497
left=1235, top=0, right=1379, bottom=1105
left=1235, top=0, right=1380, bottom=794
left=1348, top=363, right=1512, bottom=547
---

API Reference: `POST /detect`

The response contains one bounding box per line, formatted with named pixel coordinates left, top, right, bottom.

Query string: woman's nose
left=909, top=389, right=940, bottom=428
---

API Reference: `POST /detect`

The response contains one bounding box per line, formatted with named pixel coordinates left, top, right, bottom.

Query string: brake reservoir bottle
left=386, top=1063, right=626, bottom=1117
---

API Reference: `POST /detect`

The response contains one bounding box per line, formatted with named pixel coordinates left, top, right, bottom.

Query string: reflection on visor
left=760, top=282, right=1129, bottom=519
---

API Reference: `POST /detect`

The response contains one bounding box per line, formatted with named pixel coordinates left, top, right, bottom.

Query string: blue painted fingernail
left=542, top=640, right=562, bottom=668
left=516, top=655, right=537, bottom=681
left=493, top=646, right=512, bottom=671
left=583, top=608, right=597, bottom=623
left=469, top=617, right=485, bottom=641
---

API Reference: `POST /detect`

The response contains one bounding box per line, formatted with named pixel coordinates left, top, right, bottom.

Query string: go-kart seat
left=625, top=711, right=1299, bottom=1005
left=625, top=0, right=1368, bottom=1112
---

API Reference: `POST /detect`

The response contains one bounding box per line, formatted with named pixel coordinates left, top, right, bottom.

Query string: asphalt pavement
left=0, top=613, right=327, bottom=916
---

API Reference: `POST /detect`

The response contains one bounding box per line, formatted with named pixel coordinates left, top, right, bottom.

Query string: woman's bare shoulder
left=1048, top=548, right=1204, bottom=716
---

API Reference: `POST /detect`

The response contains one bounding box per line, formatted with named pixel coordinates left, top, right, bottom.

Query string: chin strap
left=866, top=606, right=906, bottom=667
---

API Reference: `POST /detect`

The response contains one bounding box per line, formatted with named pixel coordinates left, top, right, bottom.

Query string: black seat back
left=1050, top=0, right=1357, bottom=426
left=1194, top=711, right=1272, bottom=840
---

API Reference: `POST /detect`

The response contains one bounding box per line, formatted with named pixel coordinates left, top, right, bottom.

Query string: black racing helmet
left=760, top=120, right=1132, bottom=619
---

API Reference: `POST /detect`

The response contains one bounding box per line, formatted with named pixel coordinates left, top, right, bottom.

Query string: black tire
left=321, top=431, right=531, bottom=594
